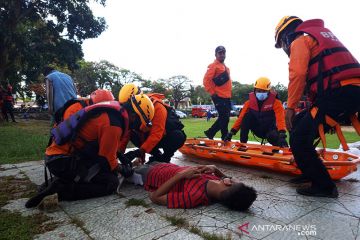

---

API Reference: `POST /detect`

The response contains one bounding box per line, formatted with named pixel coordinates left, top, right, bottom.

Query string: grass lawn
left=0, top=118, right=358, bottom=165
left=0, top=120, right=50, bottom=164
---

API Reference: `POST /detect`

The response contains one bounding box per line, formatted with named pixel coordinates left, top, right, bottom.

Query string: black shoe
left=289, top=175, right=310, bottom=184
left=296, top=186, right=339, bottom=198
left=25, top=181, right=59, bottom=208
left=204, top=130, right=213, bottom=140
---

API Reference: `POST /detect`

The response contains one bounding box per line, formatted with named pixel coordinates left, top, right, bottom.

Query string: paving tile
left=155, top=228, right=203, bottom=240
left=77, top=206, right=171, bottom=239
left=0, top=163, right=16, bottom=170
left=227, top=215, right=279, bottom=239
left=34, top=224, right=90, bottom=240
left=62, top=195, right=125, bottom=216
left=293, top=208, right=360, bottom=240
left=322, top=193, right=360, bottom=218
left=270, top=184, right=340, bottom=206
left=251, top=193, right=320, bottom=224
left=0, top=168, right=23, bottom=177
left=202, top=205, right=249, bottom=224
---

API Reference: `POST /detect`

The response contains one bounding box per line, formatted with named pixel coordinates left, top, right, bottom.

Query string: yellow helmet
left=275, top=16, right=302, bottom=48
left=254, top=77, right=271, bottom=91
left=130, top=94, right=155, bottom=127
left=118, top=83, right=142, bottom=104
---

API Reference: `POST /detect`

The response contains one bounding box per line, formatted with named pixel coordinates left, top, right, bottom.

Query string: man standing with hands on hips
left=203, top=46, right=232, bottom=140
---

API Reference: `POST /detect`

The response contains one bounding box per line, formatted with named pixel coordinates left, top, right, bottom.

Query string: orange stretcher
left=179, top=138, right=360, bottom=180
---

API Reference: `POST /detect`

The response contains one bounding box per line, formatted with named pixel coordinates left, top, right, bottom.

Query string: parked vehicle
left=191, top=107, right=207, bottom=118
left=175, top=110, right=187, bottom=119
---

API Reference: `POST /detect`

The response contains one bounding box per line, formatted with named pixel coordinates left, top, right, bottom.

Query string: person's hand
left=178, top=167, right=201, bottom=179
left=278, top=130, right=289, bottom=148
left=196, top=165, right=217, bottom=174
left=124, top=149, right=143, bottom=162
left=285, top=108, right=295, bottom=131
left=223, top=132, right=233, bottom=142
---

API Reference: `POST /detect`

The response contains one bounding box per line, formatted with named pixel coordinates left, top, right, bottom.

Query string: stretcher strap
left=310, top=107, right=349, bottom=151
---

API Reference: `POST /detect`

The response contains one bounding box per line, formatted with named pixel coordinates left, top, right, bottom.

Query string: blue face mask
left=255, top=92, right=268, bottom=101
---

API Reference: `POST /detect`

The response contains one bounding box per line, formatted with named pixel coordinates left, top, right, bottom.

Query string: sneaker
left=289, top=175, right=310, bottom=184
left=204, top=130, right=213, bottom=140
left=296, top=186, right=339, bottom=198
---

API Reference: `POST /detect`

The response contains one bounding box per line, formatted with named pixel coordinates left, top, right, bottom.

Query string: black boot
left=25, top=180, right=59, bottom=208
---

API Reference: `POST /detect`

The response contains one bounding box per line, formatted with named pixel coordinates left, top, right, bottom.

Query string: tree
left=189, top=85, right=211, bottom=105
left=166, top=75, right=192, bottom=109
left=232, top=82, right=253, bottom=104
left=0, top=0, right=107, bottom=93
left=272, top=82, right=288, bottom=103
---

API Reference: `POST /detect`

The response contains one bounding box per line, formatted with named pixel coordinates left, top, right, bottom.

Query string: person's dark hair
left=43, top=66, right=55, bottom=76
left=219, top=183, right=257, bottom=211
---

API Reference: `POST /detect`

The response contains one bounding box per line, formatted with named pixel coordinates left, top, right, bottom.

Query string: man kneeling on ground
left=135, top=163, right=257, bottom=211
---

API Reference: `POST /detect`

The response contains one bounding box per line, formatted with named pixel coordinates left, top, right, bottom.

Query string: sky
left=82, top=0, right=360, bottom=87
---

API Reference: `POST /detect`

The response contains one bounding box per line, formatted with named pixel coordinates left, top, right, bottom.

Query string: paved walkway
left=1, top=151, right=360, bottom=240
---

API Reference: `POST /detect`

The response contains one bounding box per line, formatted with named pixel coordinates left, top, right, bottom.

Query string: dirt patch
left=0, top=175, right=37, bottom=207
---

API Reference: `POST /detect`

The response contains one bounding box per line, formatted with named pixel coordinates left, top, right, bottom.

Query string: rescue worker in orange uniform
left=118, top=83, right=186, bottom=163
left=275, top=16, right=360, bottom=197
left=203, top=46, right=232, bottom=140
left=224, top=77, right=288, bottom=147
left=25, top=92, right=155, bottom=208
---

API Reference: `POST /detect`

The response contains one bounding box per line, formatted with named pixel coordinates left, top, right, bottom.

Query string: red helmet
left=90, top=89, right=114, bottom=104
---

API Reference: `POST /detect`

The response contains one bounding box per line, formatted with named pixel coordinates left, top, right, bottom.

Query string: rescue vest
left=51, top=101, right=129, bottom=145
left=54, top=98, right=89, bottom=124
left=248, top=92, right=276, bottom=128
left=148, top=94, right=184, bottom=132
left=295, top=19, right=360, bottom=96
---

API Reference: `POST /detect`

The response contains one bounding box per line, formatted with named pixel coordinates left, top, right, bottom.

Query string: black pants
left=131, top=129, right=187, bottom=163
left=45, top=154, right=118, bottom=201
left=240, top=112, right=280, bottom=146
left=206, top=96, right=231, bottom=140
left=3, top=101, right=16, bottom=122
left=290, top=85, right=360, bottom=191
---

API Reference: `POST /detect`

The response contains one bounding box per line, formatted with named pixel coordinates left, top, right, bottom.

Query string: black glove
left=124, top=149, right=142, bottom=162
left=118, top=164, right=134, bottom=178
left=278, top=130, right=289, bottom=148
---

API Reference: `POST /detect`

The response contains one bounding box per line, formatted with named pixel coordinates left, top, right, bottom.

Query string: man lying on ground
left=134, top=162, right=257, bottom=211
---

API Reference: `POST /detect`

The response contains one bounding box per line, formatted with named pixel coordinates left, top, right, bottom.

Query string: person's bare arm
left=148, top=167, right=201, bottom=205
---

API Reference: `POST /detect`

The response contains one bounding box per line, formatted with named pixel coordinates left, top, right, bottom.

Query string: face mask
left=255, top=92, right=268, bottom=101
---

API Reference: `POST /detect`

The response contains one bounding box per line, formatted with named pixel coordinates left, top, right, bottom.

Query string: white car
left=175, top=110, right=187, bottom=119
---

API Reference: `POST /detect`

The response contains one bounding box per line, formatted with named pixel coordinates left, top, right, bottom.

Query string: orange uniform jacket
left=46, top=110, right=128, bottom=171
left=231, top=98, right=286, bottom=132
left=139, top=101, right=168, bottom=153
left=287, top=35, right=360, bottom=109
left=203, top=59, right=232, bottom=98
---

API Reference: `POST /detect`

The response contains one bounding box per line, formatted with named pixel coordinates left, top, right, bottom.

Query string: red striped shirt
left=144, top=163, right=220, bottom=209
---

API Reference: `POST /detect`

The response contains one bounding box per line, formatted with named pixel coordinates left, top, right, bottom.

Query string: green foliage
left=0, top=0, right=107, bottom=93
left=231, top=82, right=254, bottom=104
left=189, top=85, right=212, bottom=105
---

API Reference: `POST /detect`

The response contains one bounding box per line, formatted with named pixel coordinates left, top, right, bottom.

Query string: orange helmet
left=254, top=77, right=271, bottom=91
left=118, top=83, right=142, bottom=104
left=130, top=94, right=155, bottom=127
left=275, top=16, right=302, bottom=48
left=90, top=89, right=114, bottom=104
